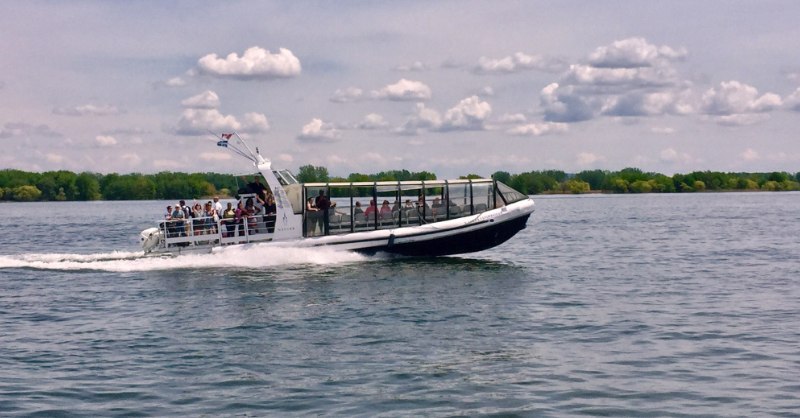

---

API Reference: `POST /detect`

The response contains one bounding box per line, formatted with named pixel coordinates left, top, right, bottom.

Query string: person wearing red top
left=363, top=200, right=377, bottom=217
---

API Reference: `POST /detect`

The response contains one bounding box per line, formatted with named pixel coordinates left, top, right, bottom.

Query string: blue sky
left=1, top=0, right=799, bottom=177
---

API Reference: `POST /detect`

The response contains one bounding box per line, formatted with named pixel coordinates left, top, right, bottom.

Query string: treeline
left=0, top=170, right=240, bottom=202
left=2, top=166, right=799, bottom=202
left=492, top=168, right=800, bottom=194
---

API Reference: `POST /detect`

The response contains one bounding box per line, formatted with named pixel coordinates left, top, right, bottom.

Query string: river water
left=1, top=192, right=799, bottom=417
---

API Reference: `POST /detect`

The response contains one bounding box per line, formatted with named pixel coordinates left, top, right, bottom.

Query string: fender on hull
left=357, top=213, right=531, bottom=257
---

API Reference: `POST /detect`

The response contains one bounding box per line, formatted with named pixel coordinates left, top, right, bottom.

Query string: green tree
left=629, top=180, right=653, bottom=193
left=459, top=174, right=484, bottom=179
left=75, top=172, right=101, bottom=200
left=574, top=169, right=608, bottom=190
left=693, top=180, right=706, bottom=191
left=12, top=185, right=42, bottom=201
left=492, top=171, right=511, bottom=184
left=297, top=165, right=330, bottom=183
left=566, top=179, right=590, bottom=193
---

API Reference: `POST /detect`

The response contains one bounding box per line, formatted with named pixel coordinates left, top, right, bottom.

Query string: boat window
left=496, top=181, right=528, bottom=204
left=446, top=181, right=470, bottom=219
left=284, top=184, right=303, bottom=214
left=471, top=182, right=494, bottom=213
left=279, top=170, right=299, bottom=185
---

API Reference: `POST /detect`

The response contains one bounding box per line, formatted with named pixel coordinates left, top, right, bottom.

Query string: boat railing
left=158, top=214, right=276, bottom=249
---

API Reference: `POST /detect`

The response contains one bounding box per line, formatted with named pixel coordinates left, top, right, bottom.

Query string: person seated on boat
left=363, top=200, right=377, bottom=219
left=392, top=200, right=401, bottom=212
left=416, top=196, right=431, bottom=217
left=306, top=197, right=319, bottom=236
left=380, top=200, right=392, bottom=214
left=171, top=203, right=186, bottom=237
left=353, top=201, right=364, bottom=215
left=404, top=200, right=414, bottom=209
left=431, top=197, right=443, bottom=217
left=245, top=198, right=260, bottom=234
left=241, top=175, right=268, bottom=197
left=222, top=202, right=236, bottom=238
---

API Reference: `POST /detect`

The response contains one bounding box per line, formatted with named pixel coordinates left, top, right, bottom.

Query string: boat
left=139, top=133, right=535, bottom=256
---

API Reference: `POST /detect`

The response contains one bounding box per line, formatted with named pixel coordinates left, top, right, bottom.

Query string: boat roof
left=302, top=178, right=493, bottom=188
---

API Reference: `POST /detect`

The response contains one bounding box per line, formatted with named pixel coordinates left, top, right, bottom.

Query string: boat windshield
left=496, top=181, right=528, bottom=204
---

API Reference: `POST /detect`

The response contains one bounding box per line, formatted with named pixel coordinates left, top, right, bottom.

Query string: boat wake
left=0, top=245, right=371, bottom=272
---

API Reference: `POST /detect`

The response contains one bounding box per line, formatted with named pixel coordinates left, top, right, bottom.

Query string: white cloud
left=0, top=122, right=63, bottom=138
left=153, top=77, right=187, bottom=89
left=497, top=113, right=527, bottom=124
left=660, top=147, right=696, bottom=165
left=357, top=113, right=389, bottom=130
left=441, top=96, right=491, bottom=131
left=278, top=153, right=294, bottom=162
left=200, top=152, right=232, bottom=161
left=701, top=81, right=781, bottom=115
left=174, top=109, right=240, bottom=135
left=741, top=148, right=760, bottom=161
left=394, top=61, right=428, bottom=72
left=153, top=159, right=184, bottom=169
left=297, top=118, right=341, bottom=141
left=506, top=122, right=569, bottom=136
left=172, top=109, right=269, bottom=136
left=706, top=113, right=771, bottom=126
left=121, top=153, right=142, bottom=166
left=182, top=90, right=220, bottom=109
left=95, top=135, right=117, bottom=146
left=576, top=152, right=604, bottom=166
left=371, top=79, right=432, bottom=101
left=651, top=127, right=675, bottom=134
left=587, top=37, right=687, bottom=68
left=475, top=86, right=494, bottom=97
left=397, top=103, right=442, bottom=135
left=784, top=87, right=800, bottom=111
left=53, top=104, right=125, bottom=116
left=241, top=112, right=270, bottom=132
left=473, top=52, right=566, bottom=74
left=330, top=87, right=363, bottom=103
left=46, top=153, right=63, bottom=163
left=196, top=46, right=301, bottom=80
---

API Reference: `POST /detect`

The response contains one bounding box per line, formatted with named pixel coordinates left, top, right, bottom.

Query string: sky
left=1, top=0, right=800, bottom=178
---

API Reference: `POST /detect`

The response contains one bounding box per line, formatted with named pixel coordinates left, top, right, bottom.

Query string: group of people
left=305, top=190, right=332, bottom=236
left=351, top=195, right=450, bottom=220
left=164, top=197, right=223, bottom=237
left=162, top=176, right=279, bottom=242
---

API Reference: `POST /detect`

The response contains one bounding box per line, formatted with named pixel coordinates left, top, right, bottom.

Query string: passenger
left=241, top=175, right=268, bottom=196
left=263, top=194, right=277, bottom=233
left=315, top=190, right=330, bottom=235
left=432, top=197, right=443, bottom=217
left=306, top=197, right=319, bottom=236
left=164, top=205, right=175, bottom=238
left=213, top=196, right=223, bottom=215
left=416, top=196, right=431, bottom=217
left=165, top=205, right=173, bottom=220
left=204, top=202, right=216, bottom=234
left=404, top=199, right=413, bottom=209
left=222, top=202, right=236, bottom=238
left=171, top=203, right=186, bottom=237
left=353, top=201, right=364, bottom=215
left=192, top=203, right=204, bottom=235
left=245, top=198, right=260, bottom=234
left=364, top=200, right=377, bottom=217
left=380, top=200, right=392, bottom=214
left=179, top=200, right=191, bottom=218
left=235, top=202, right=247, bottom=241
left=392, top=200, right=400, bottom=212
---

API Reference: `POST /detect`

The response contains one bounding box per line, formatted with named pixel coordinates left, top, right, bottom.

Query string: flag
left=221, top=133, right=233, bottom=139
left=217, top=140, right=228, bottom=147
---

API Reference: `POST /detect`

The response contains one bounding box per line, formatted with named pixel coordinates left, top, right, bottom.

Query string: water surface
left=1, top=193, right=799, bottom=417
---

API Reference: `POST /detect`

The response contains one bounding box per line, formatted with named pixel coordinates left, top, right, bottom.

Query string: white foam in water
left=0, top=245, right=370, bottom=272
